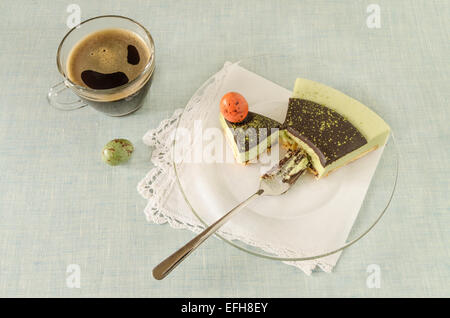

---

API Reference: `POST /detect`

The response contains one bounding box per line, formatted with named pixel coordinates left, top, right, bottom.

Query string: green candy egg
left=102, top=139, right=134, bottom=166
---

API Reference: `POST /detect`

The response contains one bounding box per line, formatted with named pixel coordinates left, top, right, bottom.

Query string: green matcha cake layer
left=220, top=112, right=281, bottom=164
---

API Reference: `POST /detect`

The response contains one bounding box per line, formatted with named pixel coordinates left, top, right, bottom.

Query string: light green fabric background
left=0, top=0, right=448, bottom=297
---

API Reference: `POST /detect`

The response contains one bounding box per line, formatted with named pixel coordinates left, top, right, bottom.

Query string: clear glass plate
left=172, top=55, right=398, bottom=261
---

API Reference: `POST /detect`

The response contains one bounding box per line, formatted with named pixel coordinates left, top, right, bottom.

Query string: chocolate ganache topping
left=223, top=111, right=281, bottom=153
left=284, top=98, right=367, bottom=167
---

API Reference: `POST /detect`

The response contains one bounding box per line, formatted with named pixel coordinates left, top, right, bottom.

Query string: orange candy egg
left=220, top=92, right=249, bottom=123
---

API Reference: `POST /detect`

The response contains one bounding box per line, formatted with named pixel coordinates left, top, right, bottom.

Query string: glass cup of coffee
left=48, top=15, right=155, bottom=116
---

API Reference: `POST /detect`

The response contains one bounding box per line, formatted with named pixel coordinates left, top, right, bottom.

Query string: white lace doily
left=137, top=62, right=337, bottom=275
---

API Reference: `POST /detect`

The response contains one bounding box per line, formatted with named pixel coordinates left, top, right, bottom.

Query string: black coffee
left=67, top=28, right=150, bottom=93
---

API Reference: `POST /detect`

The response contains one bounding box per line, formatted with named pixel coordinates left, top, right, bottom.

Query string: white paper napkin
left=138, top=62, right=384, bottom=275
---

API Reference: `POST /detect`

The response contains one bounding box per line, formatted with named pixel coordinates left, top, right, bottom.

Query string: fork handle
left=152, top=189, right=264, bottom=280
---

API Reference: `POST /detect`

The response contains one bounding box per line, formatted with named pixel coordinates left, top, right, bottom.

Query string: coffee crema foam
left=67, top=28, right=150, bottom=96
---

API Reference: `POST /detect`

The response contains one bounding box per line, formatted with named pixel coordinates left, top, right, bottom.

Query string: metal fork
left=152, top=150, right=308, bottom=280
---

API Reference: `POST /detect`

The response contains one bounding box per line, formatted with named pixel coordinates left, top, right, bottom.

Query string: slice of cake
left=280, top=78, right=390, bottom=178
left=261, top=149, right=309, bottom=184
left=220, top=112, right=281, bottom=164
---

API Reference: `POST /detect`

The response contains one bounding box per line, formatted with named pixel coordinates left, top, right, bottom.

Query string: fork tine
left=259, top=149, right=309, bottom=196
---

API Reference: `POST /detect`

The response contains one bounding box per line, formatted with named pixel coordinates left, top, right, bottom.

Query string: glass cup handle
left=47, top=81, right=87, bottom=111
